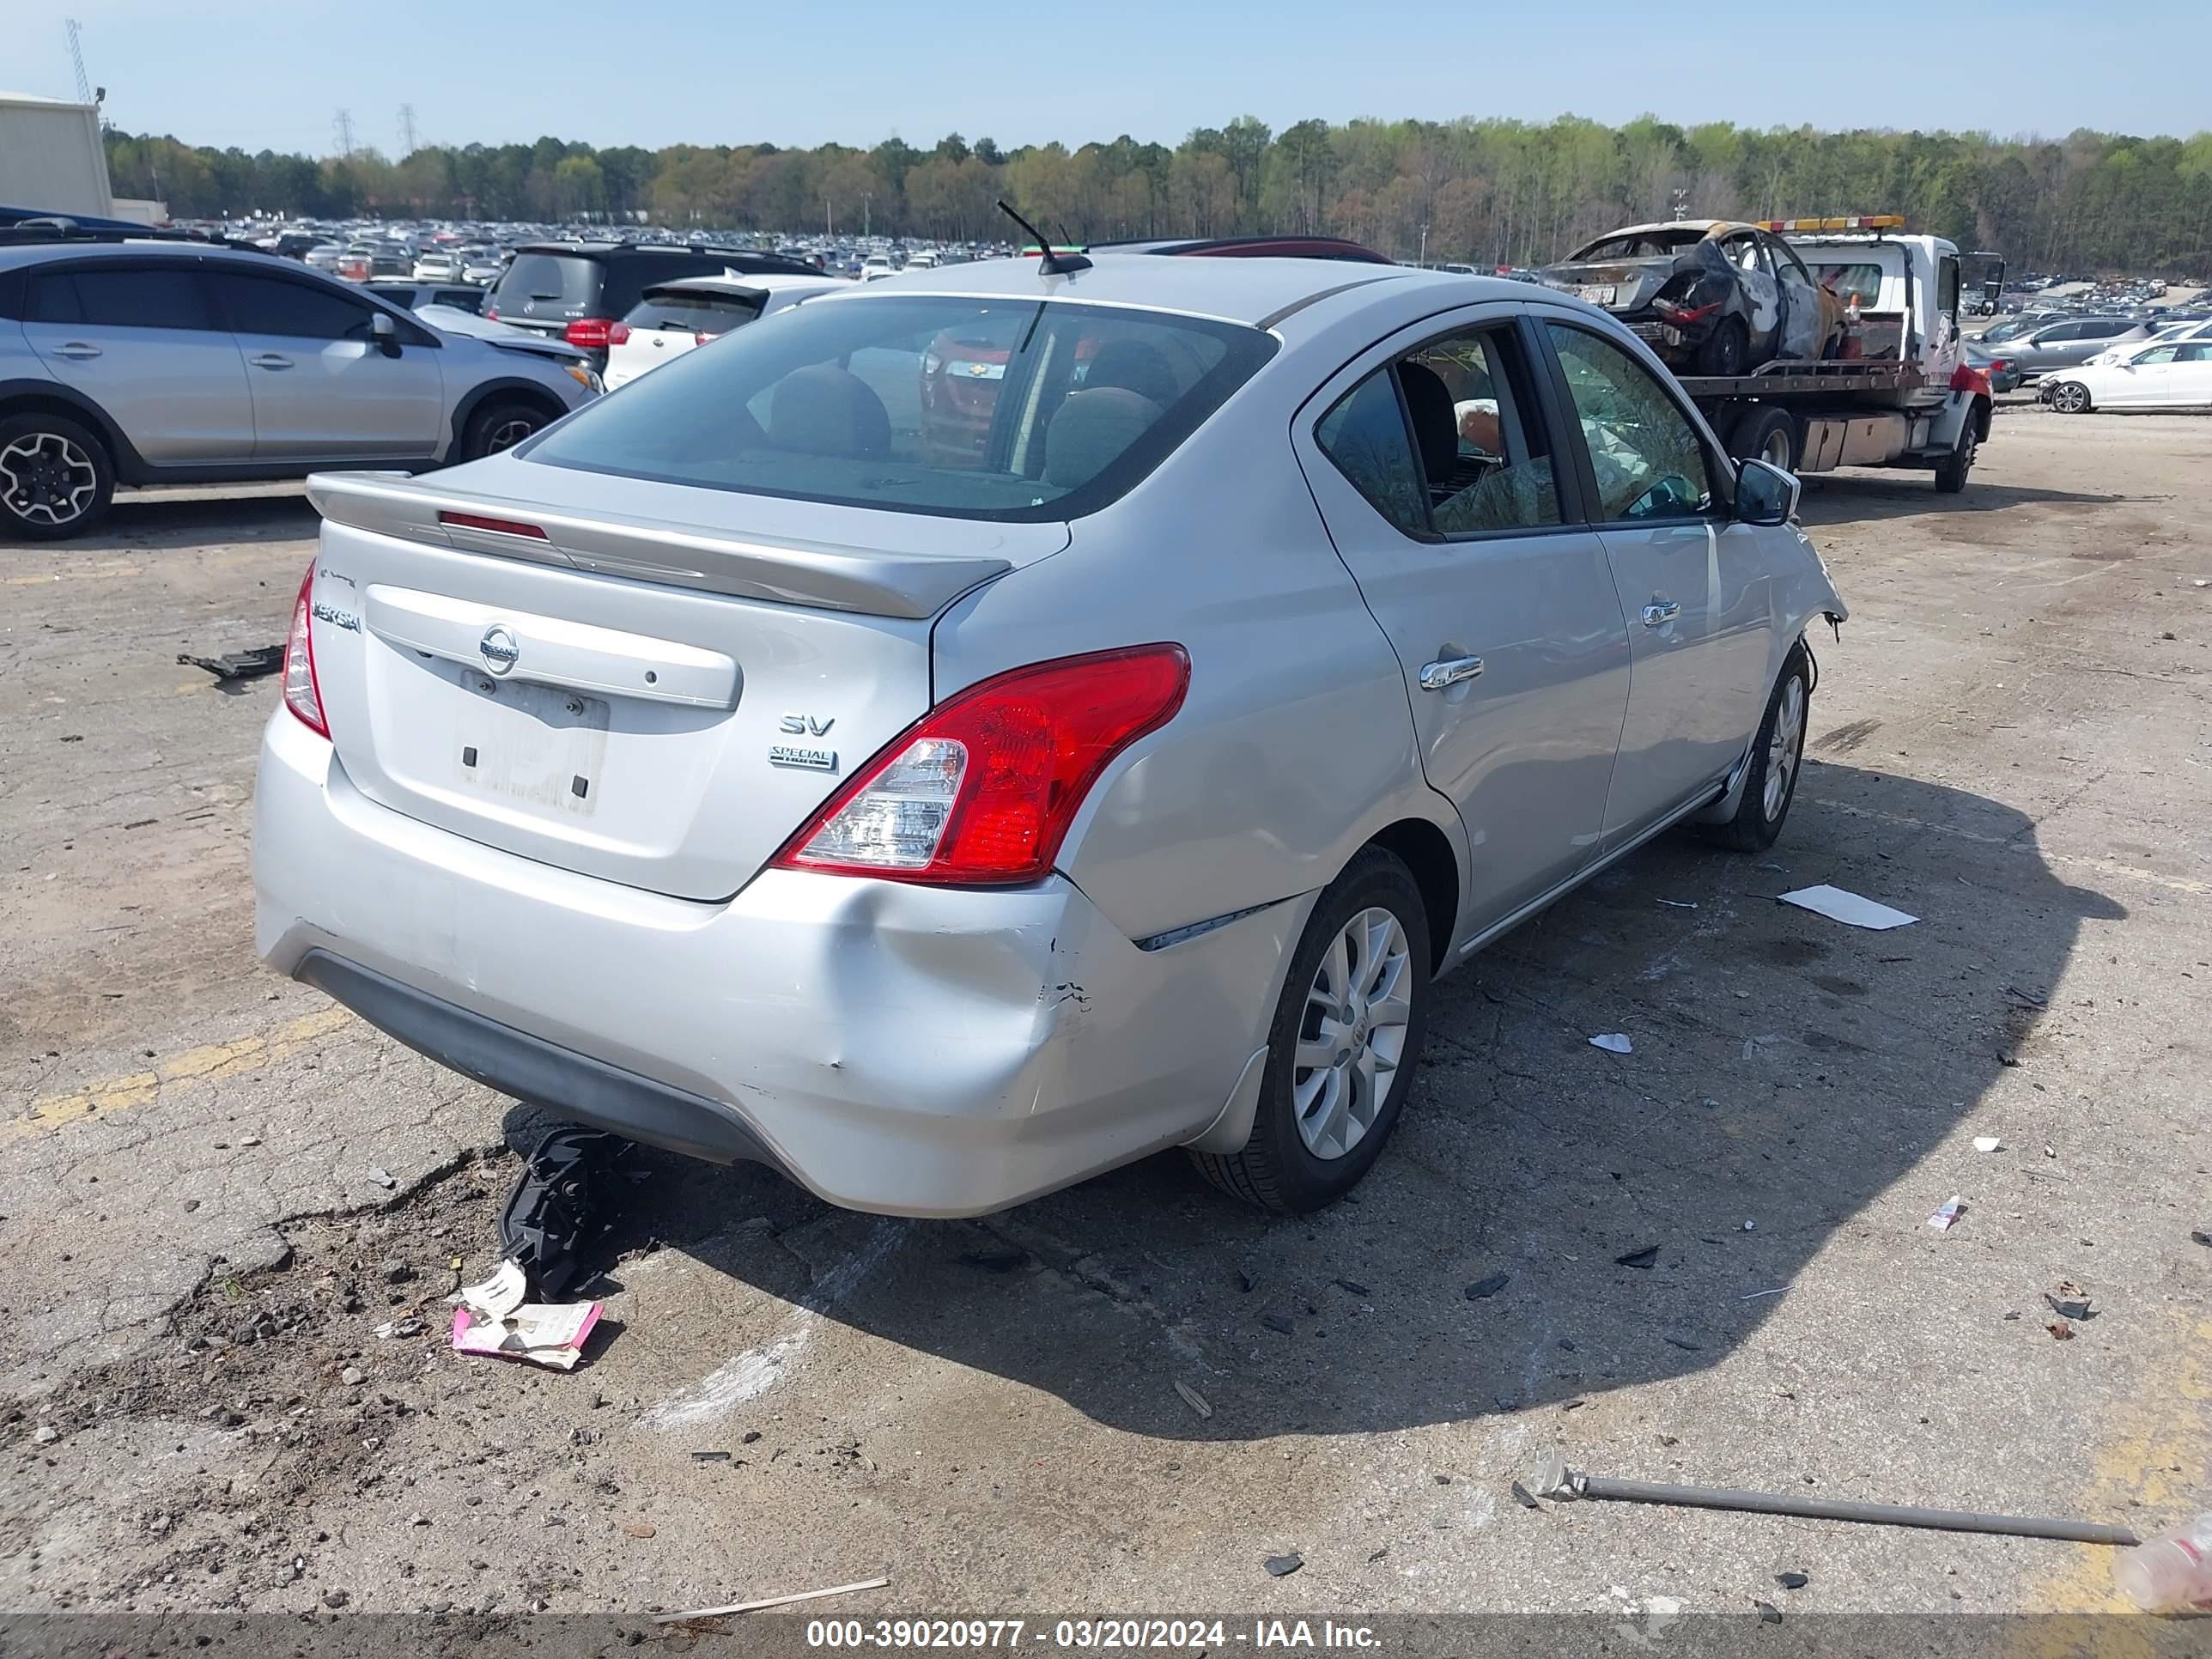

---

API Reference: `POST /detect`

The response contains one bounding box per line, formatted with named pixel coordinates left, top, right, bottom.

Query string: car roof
left=641, top=272, right=849, bottom=297
left=0, top=237, right=300, bottom=272
left=811, top=252, right=1489, bottom=330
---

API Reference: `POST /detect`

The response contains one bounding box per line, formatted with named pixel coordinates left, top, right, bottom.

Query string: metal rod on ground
left=653, top=1577, right=891, bottom=1624
left=1533, top=1455, right=2137, bottom=1547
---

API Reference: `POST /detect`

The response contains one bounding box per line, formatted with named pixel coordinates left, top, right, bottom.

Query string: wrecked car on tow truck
left=1539, top=221, right=1844, bottom=378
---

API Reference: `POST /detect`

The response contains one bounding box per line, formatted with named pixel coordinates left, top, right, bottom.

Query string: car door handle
left=1418, top=655, right=1484, bottom=690
left=52, top=341, right=102, bottom=359
left=1642, top=600, right=1682, bottom=627
left=249, top=354, right=294, bottom=370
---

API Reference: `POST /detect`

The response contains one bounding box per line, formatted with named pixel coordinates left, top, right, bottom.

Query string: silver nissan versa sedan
left=252, top=254, right=1846, bottom=1218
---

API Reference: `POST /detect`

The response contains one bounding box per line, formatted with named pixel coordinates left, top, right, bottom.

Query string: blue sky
left=16, top=0, right=2209, bottom=155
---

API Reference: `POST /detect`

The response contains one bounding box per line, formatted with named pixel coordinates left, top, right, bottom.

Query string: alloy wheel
left=1763, top=673, right=1806, bottom=822
left=1293, top=907, right=1413, bottom=1160
left=2051, top=382, right=2089, bottom=414
left=483, top=415, right=539, bottom=453
left=0, top=431, right=99, bottom=526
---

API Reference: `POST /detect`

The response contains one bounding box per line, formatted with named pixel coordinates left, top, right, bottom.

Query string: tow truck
left=1671, top=216, right=1994, bottom=495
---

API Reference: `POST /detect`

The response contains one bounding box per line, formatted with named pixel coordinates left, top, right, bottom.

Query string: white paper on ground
left=1778, top=884, right=1918, bottom=931
left=451, top=1299, right=603, bottom=1370
left=1927, top=1195, right=1965, bottom=1231
left=1973, top=1136, right=2003, bottom=1152
left=454, top=1258, right=529, bottom=1322
left=1589, top=1033, right=1633, bottom=1054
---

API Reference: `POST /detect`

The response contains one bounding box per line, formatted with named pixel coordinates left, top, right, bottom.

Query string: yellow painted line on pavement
left=8, top=1006, right=353, bottom=1141
left=1813, top=799, right=2211, bottom=898
left=2004, top=1310, right=2211, bottom=1653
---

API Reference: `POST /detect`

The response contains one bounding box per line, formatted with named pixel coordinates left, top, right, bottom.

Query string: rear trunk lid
left=487, top=252, right=604, bottom=337
left=302, top=461, right=1064, bottom=902
left=1537, top=258, right=1674, bottom=312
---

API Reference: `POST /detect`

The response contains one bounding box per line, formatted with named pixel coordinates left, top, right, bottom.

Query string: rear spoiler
left=306, top=471, right=1016, bottom=620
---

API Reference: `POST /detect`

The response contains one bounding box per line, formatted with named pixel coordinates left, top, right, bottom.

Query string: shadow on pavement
left=89, top=489, right=317, bottom=550
left=1795, top=475, right=2125, bottom=527
left=509, top=761, right=2123, bottom=1441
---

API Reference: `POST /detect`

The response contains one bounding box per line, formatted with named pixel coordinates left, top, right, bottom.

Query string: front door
left=1538, top=318, right=1774, bottom=846
left=205, top=269, right=444, bottom=462
left=18, top=258, right=253, bottom=465
left=1293, top=309, right=1631, bottom=931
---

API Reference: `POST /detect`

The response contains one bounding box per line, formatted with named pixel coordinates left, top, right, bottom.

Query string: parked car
left=2080, top=314, right=2212, bottom=367
left=412, top=251, right=463, bottom=282
left=363, top=279, right=485, bottom=313
left=483, top=241, right=817, bottom=368
left=860, top=255, right=896, bottom=282
left=602, top=273, right=850, bottom=390
left=0, top=234, right=598, bottom=539
left=252, top=255, right=1844, bottom=1218
left=459, top=249, right=507, bottom=286
left=1963, top=342, right=2023, bottom=393
left=1538, top=221, right=1843, bottom=376
left=2044, top=339, right=2212, bottom=412
left=1996, top=315, right=2154, bottom=380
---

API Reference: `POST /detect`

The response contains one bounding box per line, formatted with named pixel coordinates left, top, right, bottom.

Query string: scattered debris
left=1527, top=1451, right=2138, bottom=1545
left=653, top=1577, right=890, bottom=1625
left=2191, top=1230, right=2212, bottom=1249
left=1778, top=884, right=1918, bottom=931
left=1776, top=1571, right=1809, bottom=1590
left=453, top=1259, right=529, bottom=1322
left=1741, top=1220, right=1756, bottom=1232
left=1754, top=1601, right=1783, bottom=1625
left=451, top=1296, right=602, bottom=1371
left=33, top=1425, right=58, bottom=1445
left=1464, top=1273, right=1511, bottom=1300
left=1263, top=1553, right=1304, bottom=1578
left=1235, top=1268, right=1257, bottom=1294
left=1173, top=1380, right=1212, bottom=1419
left=1973, top=1137, right=2003, bottom=1153
left=2004, top=986, right=2048, bottom=1009
left=500, top=1127, right=629, bottom=1299
left=367, top=1166, right=396, bottom=1189
left=2048, top=1322, right=2075, bottom=1341
left=1510, top=1481, right=1541, bottom=1510
left=1742, top=1034, right=1779, bottom=1059
left=691, top=1449, right=732, bottom=1462
left=2045, top=1291, right=2094, bottom=1322
left=1615, top=1247, right=1660, bottom=1270
left=1261, top=1314, right=1295, bottom=1336
left=1656, top=898, right=1698, bottom=909
left=1662, top=1336, right=1702, bottom=1352
left=623, top=1523, right=657, bottom=1539
left=1589, top=1033, right=1634, bottom=1054
left=177, top=645, right=283, bottom=682
left=339, top=1365, right=364, bottom=1387
left=1926, top=1196, right=1965, bottom=1232
left=373, top=1318, right=424, bottom=1340
left=1334, top=1277, right=1371, bottom=1297
left=1741, top=1287, right=1785, bottom=1300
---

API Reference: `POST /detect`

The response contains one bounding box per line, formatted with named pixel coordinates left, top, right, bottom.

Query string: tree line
left=103, top=117, right=2212, bottom=276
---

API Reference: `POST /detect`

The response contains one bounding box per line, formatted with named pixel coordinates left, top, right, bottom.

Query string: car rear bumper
left=252, top=711, right=1302, bottom=1217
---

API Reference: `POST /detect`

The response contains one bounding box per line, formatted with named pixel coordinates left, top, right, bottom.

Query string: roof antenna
left=996, top=199, right=1089, bottom=276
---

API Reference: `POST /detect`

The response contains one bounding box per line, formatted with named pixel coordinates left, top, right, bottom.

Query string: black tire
left=1700, top=642, right=1812, bottom=854
left=2047, top=380, right=2092, bottom=416
left=1188, top=848, right=1432, bottom=1214
left=1728, top=405, right=1799, bottom=471
left=1698, top=316, right=1749, bottom=378
left=460, top=399, right=552, bottom=460
left=0, top=410, right=114, bottom=541
left=1933, top=419, right=1978, bottom=494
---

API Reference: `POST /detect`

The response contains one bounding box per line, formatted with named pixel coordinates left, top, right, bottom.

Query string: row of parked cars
left=1966, top=309, right=2212, bottom=411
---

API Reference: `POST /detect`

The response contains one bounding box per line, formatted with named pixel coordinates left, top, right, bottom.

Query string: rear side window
left=28, top=266, right=214, bottom=331
left=1316, top=371, right=1426, bottom=536
left=622, top=290, right=765, bottom=335
left=2179, top=342, right=2212, bottom=362
left=2084, top=319, right=2134, bottom=338
left=211, top=272, right=374, bottom=341
left=526, top=295, right=1275, bottom=522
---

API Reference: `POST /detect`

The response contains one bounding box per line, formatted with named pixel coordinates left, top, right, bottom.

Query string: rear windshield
left=525, top=295, right=1276, bottom=522
left=623, top=290, right=765, bottom=334
left=490, top=252, right=601, bottom=319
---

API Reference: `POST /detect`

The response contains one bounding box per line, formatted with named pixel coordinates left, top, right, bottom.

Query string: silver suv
left=0, top=235, right=599, bottom=540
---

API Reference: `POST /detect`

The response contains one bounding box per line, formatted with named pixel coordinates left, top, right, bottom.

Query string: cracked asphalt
left=2, top=412, right=2208, bottom=1627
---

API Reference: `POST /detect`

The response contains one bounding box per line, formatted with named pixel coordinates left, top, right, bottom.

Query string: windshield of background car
left=525, top=295, right=1277, bottom=521
left=490, top=252, right=601, bottom=320
left=623, top=290, right=764, bottom=334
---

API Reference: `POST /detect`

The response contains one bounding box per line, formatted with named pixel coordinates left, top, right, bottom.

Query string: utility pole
left=1419, top=222, right=1430, bottom=268
left=398, top=104, right=417, bottom=155
left=863, top=192, right=871, bottom=238
left=333, top=108, right=356, bottom=161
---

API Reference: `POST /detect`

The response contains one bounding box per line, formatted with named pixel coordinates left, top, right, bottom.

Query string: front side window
left=1545, top=323, right=1715, bottom=522
left=1938, top=256, right=1962, bottom=323
left=526, top=295, right=1274, bottom=522
left=2133, top=344, right=2180, bottom=364
left=213, top=272, right=375, bottom=341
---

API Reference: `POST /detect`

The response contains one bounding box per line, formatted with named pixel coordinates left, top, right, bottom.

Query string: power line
left=398, top=104, right=417, bottom=155
left=333, top=107, right=355, bottom=160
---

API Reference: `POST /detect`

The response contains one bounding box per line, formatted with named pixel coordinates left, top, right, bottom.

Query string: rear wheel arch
left=0, top=381, right=141, bottom=481
left=1368, top=816, right=1460, bottom=972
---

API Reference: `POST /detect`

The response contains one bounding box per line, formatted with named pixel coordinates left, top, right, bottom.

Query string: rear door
left=1294, top=307, right=1631, bottom=925
left=1537, top=315, right=1772, bottom=843
left=2169, top=341, right=2212, bottom=405
left=19, top=258, right=253, bottom=465
left=207, top=268, right=444, bottom=462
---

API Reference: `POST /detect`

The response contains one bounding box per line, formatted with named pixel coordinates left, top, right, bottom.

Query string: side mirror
left=369, top=311, right=400, bottom=356
left=1735, top=458, right=1800, bottom=527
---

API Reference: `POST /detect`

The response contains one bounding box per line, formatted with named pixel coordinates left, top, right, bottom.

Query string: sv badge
left=777, top=714, right=835, bottom=736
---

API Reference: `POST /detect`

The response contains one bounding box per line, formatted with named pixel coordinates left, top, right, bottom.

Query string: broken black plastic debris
left=690, top=1450, right=732, bottom=1462
left=1464, top=1273, right=1510, bottom=1300
left=1755, top=1601, right=1783, bottom=1625
left=178, top=645, right=284, bottom=682
left=1776, top=1571, right=1809, bottom=1589
left=1334, top=1278, right=1371, bottom=1297
left=1264, top=1553, right=1304, bottom=1577
left=2045, top=1293, right=2094, bottom=1321
left=1261, top=1313, right=1294, bottom=1336
left=1510, top=1482, right=1541, bottom=1510
left=1615, top=1246, right=1660, bottom=1269
left=499, top=1127, right=630, bottom=1300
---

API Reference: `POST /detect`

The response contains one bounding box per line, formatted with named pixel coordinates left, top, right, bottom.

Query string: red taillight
left=283, top=562, right=327, bottom=738
left=606, top=322, right=631, bottom=347
left=696, top=331, right=715, bottom=346
left=1656, top=301, right=1722, bottom=326
left=483, top=304, right=499, bottom=320
left=771, top=645, right=1191, bottom=886
left=438, top=510, right=548, bottom=539
left=563, top=317, right=614, bottom=350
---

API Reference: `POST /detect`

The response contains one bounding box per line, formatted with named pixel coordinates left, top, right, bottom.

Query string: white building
left=0, top=89, right=165, bottom=223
